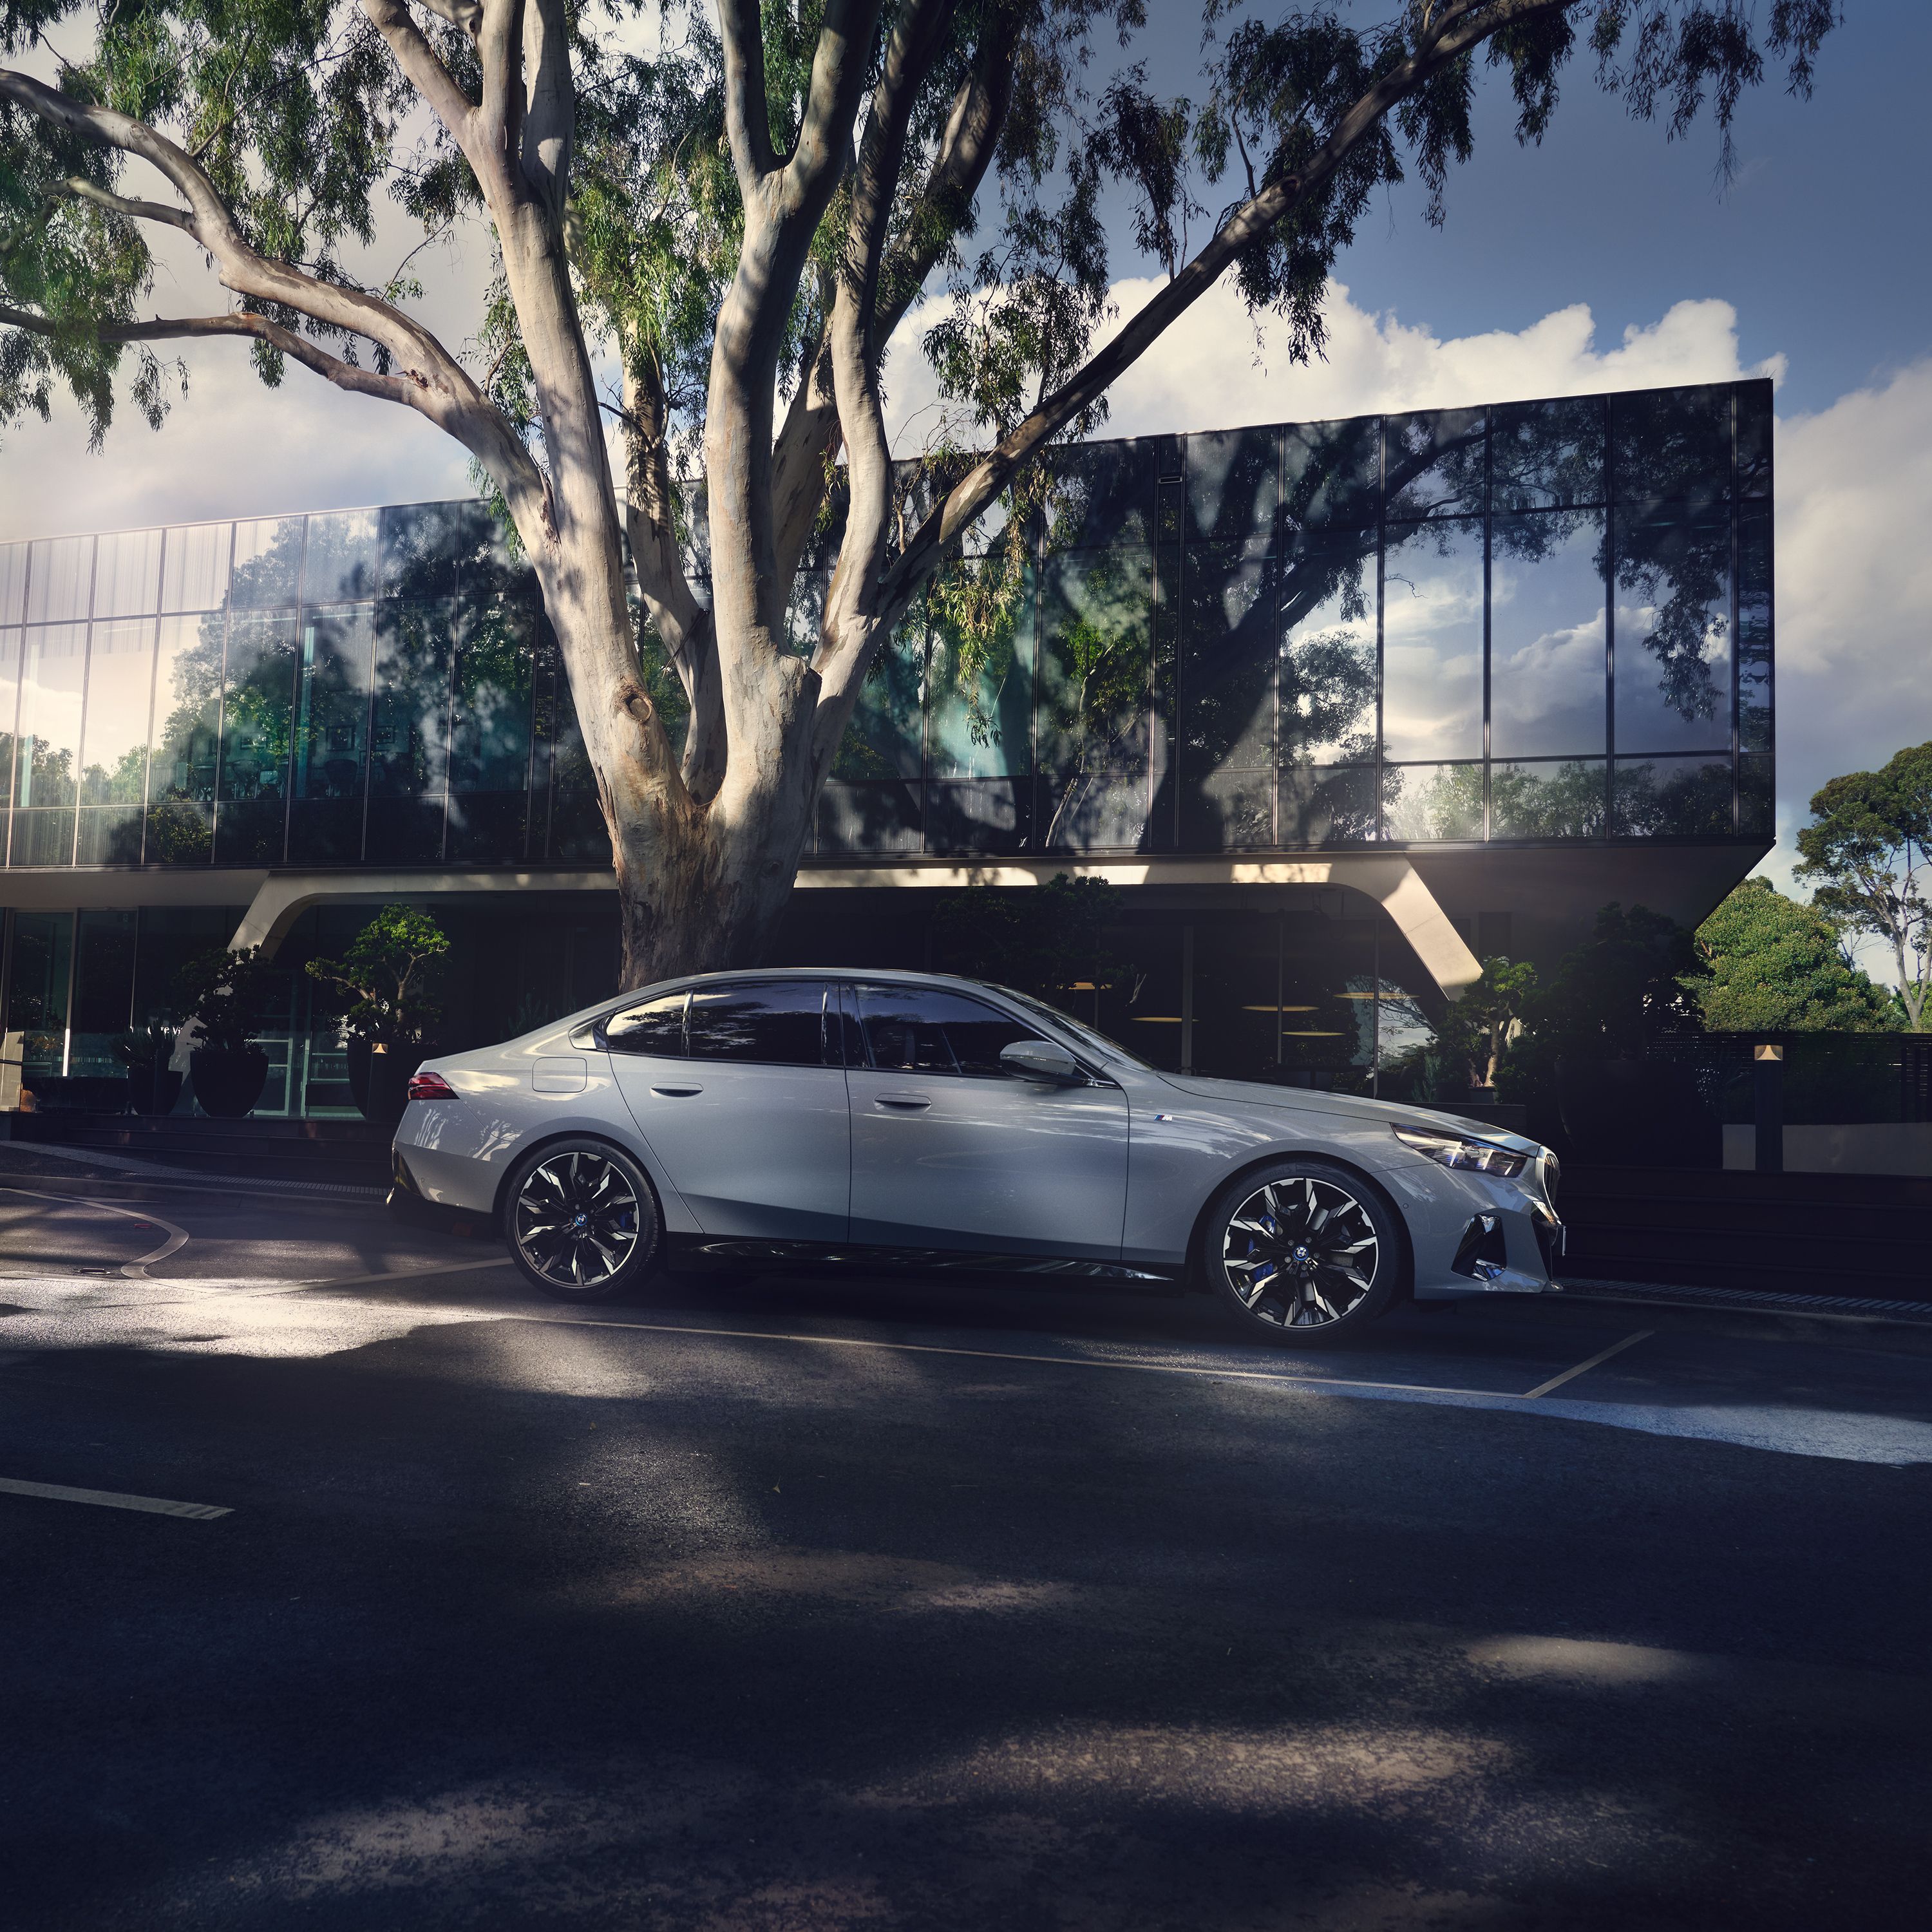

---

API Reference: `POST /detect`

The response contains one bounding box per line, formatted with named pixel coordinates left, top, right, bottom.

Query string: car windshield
left=992, top=987, right=1154, bottom=1071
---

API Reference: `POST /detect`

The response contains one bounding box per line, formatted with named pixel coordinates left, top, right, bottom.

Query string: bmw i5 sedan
left=391, top=968, right=1564, bottom=1343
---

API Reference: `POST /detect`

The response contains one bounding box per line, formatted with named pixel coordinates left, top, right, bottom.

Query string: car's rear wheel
left=1202, top=1159, right=1398, bottom=1345
left=504, top=1139, right=661, bottom=1302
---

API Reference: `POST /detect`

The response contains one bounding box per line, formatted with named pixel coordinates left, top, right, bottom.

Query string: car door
left=606, top=979, right=850, bottom=1240
left=844, top=982, right=1129, bottom=1260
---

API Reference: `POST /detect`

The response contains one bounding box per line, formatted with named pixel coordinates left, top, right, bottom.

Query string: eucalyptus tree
left=1, top=0, right=1837, bottom=983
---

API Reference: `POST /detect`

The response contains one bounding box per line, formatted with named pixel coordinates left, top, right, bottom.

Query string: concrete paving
left=1, top=1147, right=1928, bottom=1929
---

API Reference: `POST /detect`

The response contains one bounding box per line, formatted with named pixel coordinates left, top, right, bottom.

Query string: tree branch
left=0, top=64, right=549, bottom=531
left=357, top=0, right=482, bottom=158
left=57, top=176, right=193, bottom=231
left=810, top=0, right=960, bottom=773
left=875, top=0, right=1570, bottom=627
left=0, top=302, right=428, bottom=409
left=716, top=0, right=777, bottom=193
left=520, top=0, right=573, bottom=216
left=771, top=6, right=1016, bottom=590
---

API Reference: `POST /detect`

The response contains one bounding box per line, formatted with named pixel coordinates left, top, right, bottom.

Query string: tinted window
left=857, top=986, right=1048, bottom=1078
left=687, top=981, right=829, bottom=1066
left=604, top=991, right=687, bottom=1056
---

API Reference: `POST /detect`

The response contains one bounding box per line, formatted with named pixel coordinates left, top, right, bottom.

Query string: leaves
left=1794, top=742, right=1932, bottom=1030
left=1692, top=878, right=1898, bottom=1034
left=304, top=902, right=450, bottom=1046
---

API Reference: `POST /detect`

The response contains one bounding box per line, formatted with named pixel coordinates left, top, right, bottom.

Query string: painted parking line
left=0, top=1184, right=190, bottom=1278
left=1522, top=1329, right=1654, bottom=1399
left=0, top=1474, right=231, bottom=1520
left=504, top=1314, right=1555, bottom=1402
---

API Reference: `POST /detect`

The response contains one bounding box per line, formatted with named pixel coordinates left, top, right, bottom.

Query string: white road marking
left=0, top=1474, right=230, bottom=1520
left=0, top=1184, right=189, bottom=1278
left=505, top=1315, right=1531, bottom=1402
left=1522, top=1329, right=1655, bottom=1399
left=305, top=1257, right=516, bottom=1291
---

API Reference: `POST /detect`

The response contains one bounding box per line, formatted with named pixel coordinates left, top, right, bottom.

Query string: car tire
left=503, top=1138, right=663, bottom=1303
left=1200, top=1159, right=1399, bottom=1345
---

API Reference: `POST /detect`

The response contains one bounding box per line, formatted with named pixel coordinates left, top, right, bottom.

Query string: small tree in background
left=1693, top=878, right=1899, bottom=1032
left=1441, top=956, right=1539, bottom=1092
left=173, top=945, right=276, bottom=1054
left=305, top=907, right=450, bottom=1051
left=1797, top=743, right=1932, bottom=1031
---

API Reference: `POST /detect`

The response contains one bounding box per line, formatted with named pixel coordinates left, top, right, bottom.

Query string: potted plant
left=174, top=946, right=276, bottom=1119
left=113, top=1021, right=184, bottom=1116
left=306, top=907, right=450, bottom=1126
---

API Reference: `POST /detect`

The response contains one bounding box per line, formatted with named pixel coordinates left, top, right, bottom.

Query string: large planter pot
left=189, top=1046, right=270, bottom=1120
left=126, top=1061, right=185, bottom=1117
left=346, top=1039, right=419, bottom=1126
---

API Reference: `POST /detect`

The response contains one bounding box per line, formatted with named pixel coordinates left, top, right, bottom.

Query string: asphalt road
left=1, top=1148, right=1929, bottom=1931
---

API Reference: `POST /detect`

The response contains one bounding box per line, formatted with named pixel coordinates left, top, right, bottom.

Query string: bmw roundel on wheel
left=389, top=969, right=1564, bottom=1343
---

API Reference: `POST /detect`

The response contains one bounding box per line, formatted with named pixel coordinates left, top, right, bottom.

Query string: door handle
left=875, top=1092, right=931, bottom=1110
left=650, top=1083, right=703, bottom=1097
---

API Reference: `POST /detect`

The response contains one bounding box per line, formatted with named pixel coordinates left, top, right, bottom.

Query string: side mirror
left=1000, top=1039, right=1083, bottom=1084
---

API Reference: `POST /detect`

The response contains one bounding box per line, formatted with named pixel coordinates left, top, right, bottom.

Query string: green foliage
left=1441, top=954, right=1539, bottom=1091
left=173, top=943, right=275, bottom=1054
left=111, top=1019, right=178, bottom=1071
left=931, top=873, right=1126, bottom=1005
left=1692, top=878, right=1897, bottom=1033
left=1495, top=902, right=1705, bottom=1110
left=1795, top=742, right=1932, bottom=1030
left=305, top=904, right=448, bottom=1048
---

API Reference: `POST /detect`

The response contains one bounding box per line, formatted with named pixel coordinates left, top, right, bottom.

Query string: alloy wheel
left=1220, top=1175, right=1380, bottom=1329
left=512, top=1149, right=642, bottom=1290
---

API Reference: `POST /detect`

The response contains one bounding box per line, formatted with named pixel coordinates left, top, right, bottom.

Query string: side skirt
left=665, top=1235, right=1184, bottom=1288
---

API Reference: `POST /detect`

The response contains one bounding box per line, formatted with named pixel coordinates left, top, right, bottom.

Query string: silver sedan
left=391, top=969, right=1564, bottom=1343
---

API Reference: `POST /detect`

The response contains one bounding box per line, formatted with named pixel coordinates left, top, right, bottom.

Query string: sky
left=3, top=1, right=1928, bottom=939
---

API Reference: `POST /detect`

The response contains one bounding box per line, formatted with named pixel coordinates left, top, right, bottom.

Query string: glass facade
left=0, top=379, right=1768, bottom=873
left=0, top=502, right=586, bottom=869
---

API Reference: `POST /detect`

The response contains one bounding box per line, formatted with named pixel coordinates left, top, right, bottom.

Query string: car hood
left=1152, top=1072, right=1541, bottom=1155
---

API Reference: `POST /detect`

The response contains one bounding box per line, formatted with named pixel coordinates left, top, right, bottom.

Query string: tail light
left=407, top=1070, right=458, bottom=1102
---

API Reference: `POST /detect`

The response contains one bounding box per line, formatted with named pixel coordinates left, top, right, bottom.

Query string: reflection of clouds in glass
left=1490, top=513, right=1605, bottom=757
left=1382, top=521, right=1482, bottom=762
left=1614, top=594, right=1730, bottom=752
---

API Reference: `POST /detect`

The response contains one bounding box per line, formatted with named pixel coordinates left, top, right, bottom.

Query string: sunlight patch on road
left=0, top=1276, right=516, bottom=1361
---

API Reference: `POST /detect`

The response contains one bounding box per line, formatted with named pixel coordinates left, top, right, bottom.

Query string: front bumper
left=1400, top=1159, right=1565, bottom=1302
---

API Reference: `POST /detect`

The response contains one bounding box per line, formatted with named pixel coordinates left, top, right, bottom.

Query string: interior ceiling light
left=1132, top=1016, right=1184, bottom=1023
left=1242, top=1004, right=1319, bottom=1012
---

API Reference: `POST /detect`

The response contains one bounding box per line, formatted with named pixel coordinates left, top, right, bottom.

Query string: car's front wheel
left=1202, top=1159, right=1398, bottom=1344
left=504, top=1139, right=661, bottom=1302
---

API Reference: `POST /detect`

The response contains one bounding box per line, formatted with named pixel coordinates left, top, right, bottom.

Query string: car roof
left=618, top=966, right=1021, bottom=998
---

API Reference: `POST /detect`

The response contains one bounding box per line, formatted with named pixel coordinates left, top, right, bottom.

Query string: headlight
left=1391, top=1122, right=1528, bottom=1179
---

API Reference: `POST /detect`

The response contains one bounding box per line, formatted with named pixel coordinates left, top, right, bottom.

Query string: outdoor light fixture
left=406, top=1070, right=459, bottom=1102
left=1390, top=1122, right=1528, bottom=1179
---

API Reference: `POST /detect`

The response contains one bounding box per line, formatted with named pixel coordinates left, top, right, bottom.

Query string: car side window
left=687, top=981, right=833, bottom=1067
left=602, top=991, right=687, bottom=1056
left=855, top=986, right=1051, bottom=1079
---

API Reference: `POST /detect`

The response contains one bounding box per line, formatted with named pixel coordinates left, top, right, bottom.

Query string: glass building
left=0, top=379, right=1770, bottom=1113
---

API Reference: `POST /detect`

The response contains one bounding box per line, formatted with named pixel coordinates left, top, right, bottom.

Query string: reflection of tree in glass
left=831, top=598, right=924, bottom=781
left=1490, top=761, right=1607, bottom=838
left=1038, top=545, right=1148, bottom=849
left=1613, top=758, right=1730, bottom=837
left=222, top=616, right=297, bottom=800
left=226, top=519, right=307, bottom=609
left=1385, top=761, right=1484, bottom=841
left=1280, top=549, right=1375, bottom=766
left=451, top=596, right=538, bottom=790
left=1616, top=516, right=1728, bottom=730
left=372, top=603, right=452, bottom=796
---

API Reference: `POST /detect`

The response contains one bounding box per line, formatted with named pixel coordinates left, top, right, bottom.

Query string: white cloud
left=880, top=280, right=1783, bottom=449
